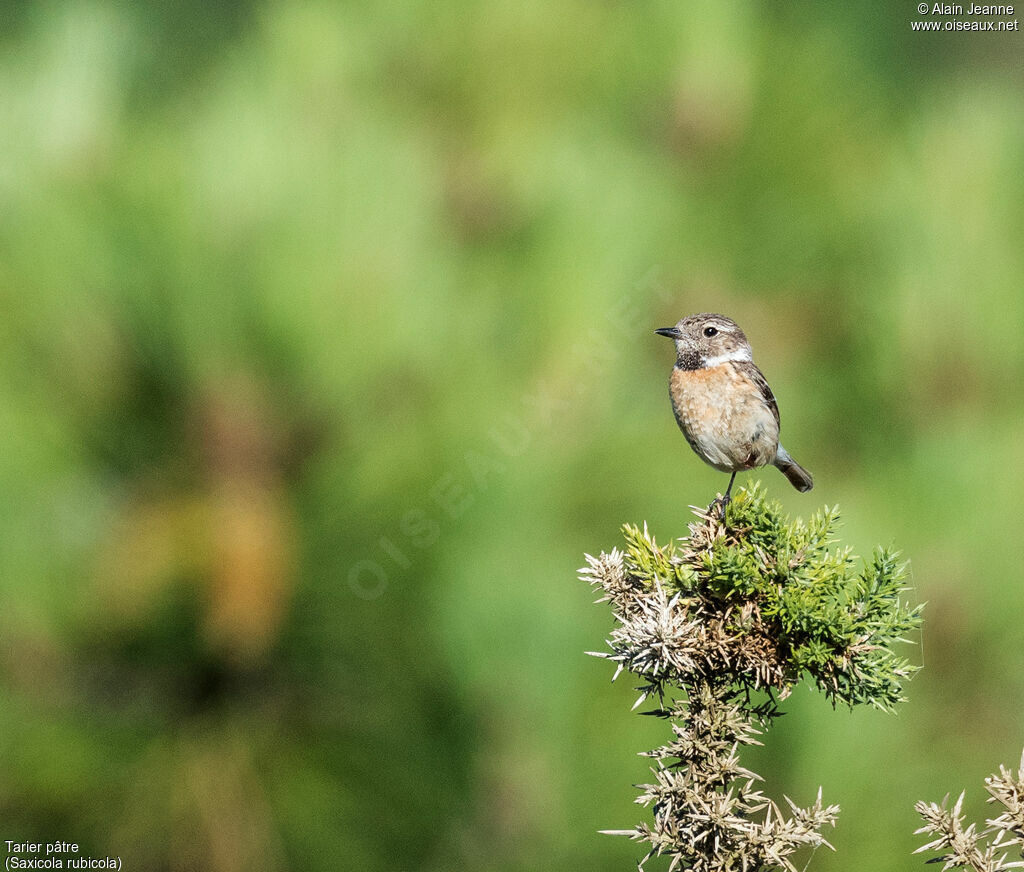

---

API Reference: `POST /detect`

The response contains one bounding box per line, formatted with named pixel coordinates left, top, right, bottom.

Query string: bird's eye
left=703, top=326, right=718, bottom=337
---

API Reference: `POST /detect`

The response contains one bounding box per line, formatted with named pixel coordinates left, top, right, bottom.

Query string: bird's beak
left=654, top=327, right=682, bottom=339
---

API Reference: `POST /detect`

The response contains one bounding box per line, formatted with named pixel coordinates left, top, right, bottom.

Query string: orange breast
left=669, top=364, right=779, bottom=471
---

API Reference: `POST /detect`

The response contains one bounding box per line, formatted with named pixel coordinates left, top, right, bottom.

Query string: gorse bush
left=580, top=484, right=923, bottom=871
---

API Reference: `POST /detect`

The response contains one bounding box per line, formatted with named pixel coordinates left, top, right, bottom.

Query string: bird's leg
left=723, top=470, right=737, bottom=503
left=712, top=471, right=737, bottom=521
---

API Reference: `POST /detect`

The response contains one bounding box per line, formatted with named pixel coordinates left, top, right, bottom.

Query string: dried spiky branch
left=915, top=750, right=1024, bottom=871
left=580, top=483, right=922, bottom=871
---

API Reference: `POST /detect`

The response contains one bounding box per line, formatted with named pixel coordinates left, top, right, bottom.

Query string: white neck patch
left=703, top=347, right=753, bottom=367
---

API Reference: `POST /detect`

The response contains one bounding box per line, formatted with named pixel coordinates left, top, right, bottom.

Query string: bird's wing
left=735, top=361, right=780, bottom=428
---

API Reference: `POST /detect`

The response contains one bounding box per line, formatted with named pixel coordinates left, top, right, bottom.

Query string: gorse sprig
left=580, top=483, right=922, bottom=871
left=915, top=751, right=1024, bottom=871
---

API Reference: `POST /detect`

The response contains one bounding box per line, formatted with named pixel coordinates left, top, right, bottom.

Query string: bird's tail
left=774, top=445, right=813, bottom=492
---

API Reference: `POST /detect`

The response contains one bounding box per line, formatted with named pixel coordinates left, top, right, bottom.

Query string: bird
left=654, top=313, right=812, bottom=518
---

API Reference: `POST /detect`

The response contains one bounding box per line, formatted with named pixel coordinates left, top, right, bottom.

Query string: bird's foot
left=709, top=494, right=731, bottom=522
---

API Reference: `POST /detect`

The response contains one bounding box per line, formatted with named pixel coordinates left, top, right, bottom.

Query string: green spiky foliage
left=579, top=484, right=922, bottom=872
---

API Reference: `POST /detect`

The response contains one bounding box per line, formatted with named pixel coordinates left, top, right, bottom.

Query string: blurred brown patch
left=204, top=480, right=292, bottom=662
left=94, top=372, right=299, bottom=666
left=908, top=331, right=989, bottom=415
left=443, top=149, right=523, bottom=244
left=668, top=82, right=750, bottom=163
left=177, top=730, right=283, bottom=872
left=115, top=727, right=283, bottom=872
left=197, top=375, right=295, bottom=663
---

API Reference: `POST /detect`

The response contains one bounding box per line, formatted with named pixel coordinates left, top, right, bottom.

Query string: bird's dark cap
left=654, top=327, right=682, bottom=339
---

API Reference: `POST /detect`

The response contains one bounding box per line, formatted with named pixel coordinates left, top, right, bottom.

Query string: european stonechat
left=655, top=313, right=812, bottom=517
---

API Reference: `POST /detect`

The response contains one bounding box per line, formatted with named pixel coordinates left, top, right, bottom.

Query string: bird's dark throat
left=675, top=350, right=703, bottom=371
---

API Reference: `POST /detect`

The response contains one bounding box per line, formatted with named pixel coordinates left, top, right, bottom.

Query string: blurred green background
left=1, top=1, right=1022, bottom=870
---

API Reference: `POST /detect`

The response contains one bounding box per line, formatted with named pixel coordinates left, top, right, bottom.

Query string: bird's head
left=655, top=313, right=752, bottom=369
